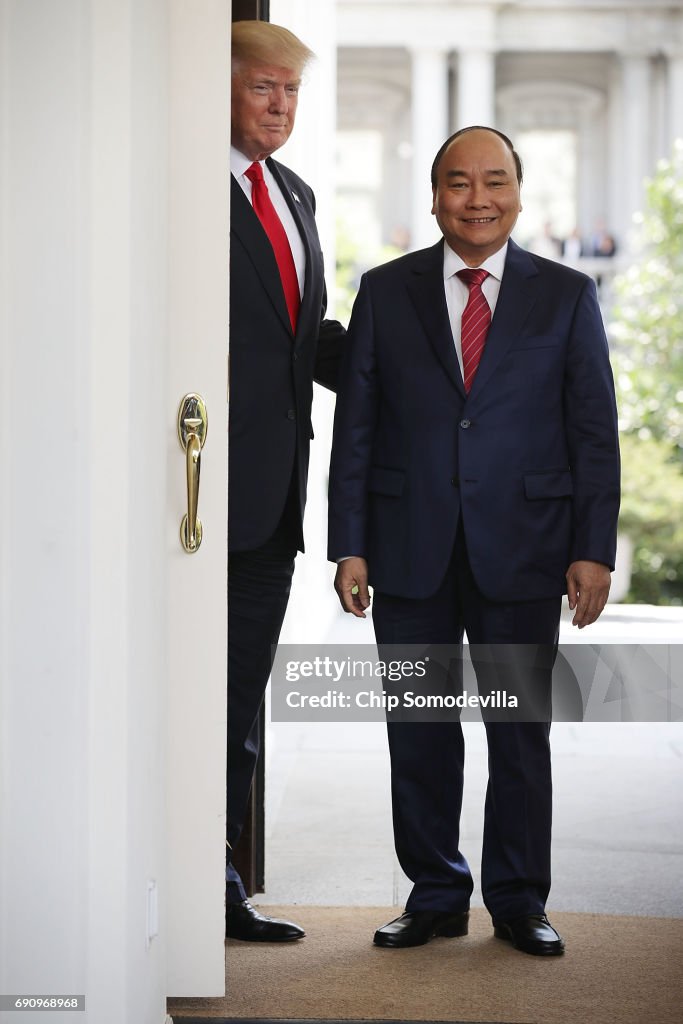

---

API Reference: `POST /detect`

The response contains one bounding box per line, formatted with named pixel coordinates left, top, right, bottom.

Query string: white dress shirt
left=443, top=241, right=508, bottom=378
left=231, top=146, right=306, bottom=297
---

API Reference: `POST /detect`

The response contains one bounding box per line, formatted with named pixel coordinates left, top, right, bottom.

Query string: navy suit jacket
left=230, top=158, right=344, bottom=553
left=328, top=239, right=620, bottom=602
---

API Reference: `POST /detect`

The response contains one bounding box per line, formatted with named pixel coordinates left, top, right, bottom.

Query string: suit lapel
left=406, top=241, right=465, bottom=396
left=231, top=174, right=293, bottom=335
left=468, top=239, right=539, bottom=398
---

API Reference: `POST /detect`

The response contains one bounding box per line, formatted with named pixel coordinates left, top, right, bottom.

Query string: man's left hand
left=566, top=560, right=611, bottom=628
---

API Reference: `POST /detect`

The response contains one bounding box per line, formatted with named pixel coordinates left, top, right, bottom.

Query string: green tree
left=618, top=435, right=683, bottom=605
left=611, top=139, right=683, bottom=603
left=611, top=138, right=683, bottom=453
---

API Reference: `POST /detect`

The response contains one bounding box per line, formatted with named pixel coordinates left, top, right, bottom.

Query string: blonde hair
left=231, top=21, right=314, bottom=75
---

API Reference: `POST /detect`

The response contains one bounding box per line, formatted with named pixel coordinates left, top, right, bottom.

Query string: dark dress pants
left=226, top=517, right=296, bottom=903
left=372, top=526, right=561, bottom=921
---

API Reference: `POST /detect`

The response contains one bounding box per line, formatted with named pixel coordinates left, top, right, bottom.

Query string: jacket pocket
left=368, top=466, right=405, bottom=497
left=513, top=334, right=562, bottom=351
left=523, top=469, right=573, bottom=500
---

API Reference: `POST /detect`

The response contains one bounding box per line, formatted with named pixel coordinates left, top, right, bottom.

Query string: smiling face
left=431, top=129, right=522, bottom=266
left=231, top=62, right=301, bottom=161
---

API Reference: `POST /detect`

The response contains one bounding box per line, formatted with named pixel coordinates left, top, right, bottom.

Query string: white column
left=457, top=48, right=495, bottom=129
left=667, top=54, right=683, bottom=150
left=621, top=54, right=651, bottom=237
left=607, top=57, right=627, bottom=247
left=411, top=46, right=449, bottom=251
left=577, top=98, right=605, bottom=245
left=270, top=0, right=338, bottom=309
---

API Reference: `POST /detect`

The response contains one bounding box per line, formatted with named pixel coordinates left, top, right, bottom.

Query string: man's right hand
left=334, top=557, right=371, bottom=618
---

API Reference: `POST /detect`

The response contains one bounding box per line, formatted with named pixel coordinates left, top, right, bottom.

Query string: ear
left=431, top=187, right=437, bottom=215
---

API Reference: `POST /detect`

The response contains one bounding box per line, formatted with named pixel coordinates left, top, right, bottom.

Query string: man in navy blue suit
left=328, top=127, right=620, bottom=955
left=227, top=21, right=344, bottom=942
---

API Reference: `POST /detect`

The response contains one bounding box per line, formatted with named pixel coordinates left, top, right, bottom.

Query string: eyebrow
left=250, top=74, right=301, bottom=87
left=446, top=168, right=509, bottom=178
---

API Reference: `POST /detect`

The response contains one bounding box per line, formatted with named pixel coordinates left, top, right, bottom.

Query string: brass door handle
left=177, top=393, right=208, bottom=553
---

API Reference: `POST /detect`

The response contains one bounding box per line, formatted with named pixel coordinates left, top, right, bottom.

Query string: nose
left=269, top=85, right=289, bottom=113
left=467, top=181, right=490, bottom=207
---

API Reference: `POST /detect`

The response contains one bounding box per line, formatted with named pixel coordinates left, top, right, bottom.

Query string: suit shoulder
left=524, top=249, right=595, bottom=291
left=363, top=245, right=440, bottom=285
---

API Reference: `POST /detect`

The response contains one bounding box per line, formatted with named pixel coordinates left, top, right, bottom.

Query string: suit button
left=292, top=352, right=298, bottom=362
left=451, top=477, right=458, bottom=487
left=287, top=409, right=296, bottom=420
left=460, top=418, right=471, bottom=429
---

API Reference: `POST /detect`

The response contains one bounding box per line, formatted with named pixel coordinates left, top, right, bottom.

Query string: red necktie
left=245, top=161, right=300, bottom=332
left=457, top=268, right=491, bottom=393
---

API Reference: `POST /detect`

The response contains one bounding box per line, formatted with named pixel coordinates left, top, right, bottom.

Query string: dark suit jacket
left=328, top=239, right=620, bottom=602
left=230, top=158, right=345, bottom=553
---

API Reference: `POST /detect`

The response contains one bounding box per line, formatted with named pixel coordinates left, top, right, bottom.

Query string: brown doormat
left=167, top=906, right=683, bottom=1024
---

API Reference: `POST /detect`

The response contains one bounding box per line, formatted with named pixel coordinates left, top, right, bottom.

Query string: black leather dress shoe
left=226, top=900, right=305, bottom=942
left=493, top=914, right=565, bottom=956
left=373, top=909, right=469, bottom=948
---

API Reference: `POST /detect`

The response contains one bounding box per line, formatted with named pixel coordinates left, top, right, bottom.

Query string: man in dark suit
left=328, top=127, right=620, bottom=955
left=227, top=20, right=344, bottom=942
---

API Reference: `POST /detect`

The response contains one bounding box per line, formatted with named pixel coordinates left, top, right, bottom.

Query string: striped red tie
left=457, top=268, right=491, bottom=393
left=245, top=161, right=300, bottom=331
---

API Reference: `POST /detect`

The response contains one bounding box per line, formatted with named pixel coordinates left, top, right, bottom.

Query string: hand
left=566, top=560, right=611, bottom=628
left=334, top=557, right=371, bottom=618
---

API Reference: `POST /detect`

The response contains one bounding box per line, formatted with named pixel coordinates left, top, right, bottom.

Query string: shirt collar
left=231, top=146, right=262, bottom=179
left=443, top=240, right=509, bottom=282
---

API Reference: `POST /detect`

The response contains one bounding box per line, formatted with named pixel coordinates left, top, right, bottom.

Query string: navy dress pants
left=372, top=527, right=562, bottom=922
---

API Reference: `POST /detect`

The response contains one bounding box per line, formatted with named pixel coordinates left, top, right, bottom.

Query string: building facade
left=336, top=0, right=683, bottom=254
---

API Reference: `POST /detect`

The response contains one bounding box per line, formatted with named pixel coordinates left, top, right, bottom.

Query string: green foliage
left=334, top=214, right=407, bottom=327
left=334, top=215, right=361, bottom=327
left=618, top=435, right=683, bottom=604
left=611, top=139, right=683, bottom=454
left=611, top=140, right=683, bottom=603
